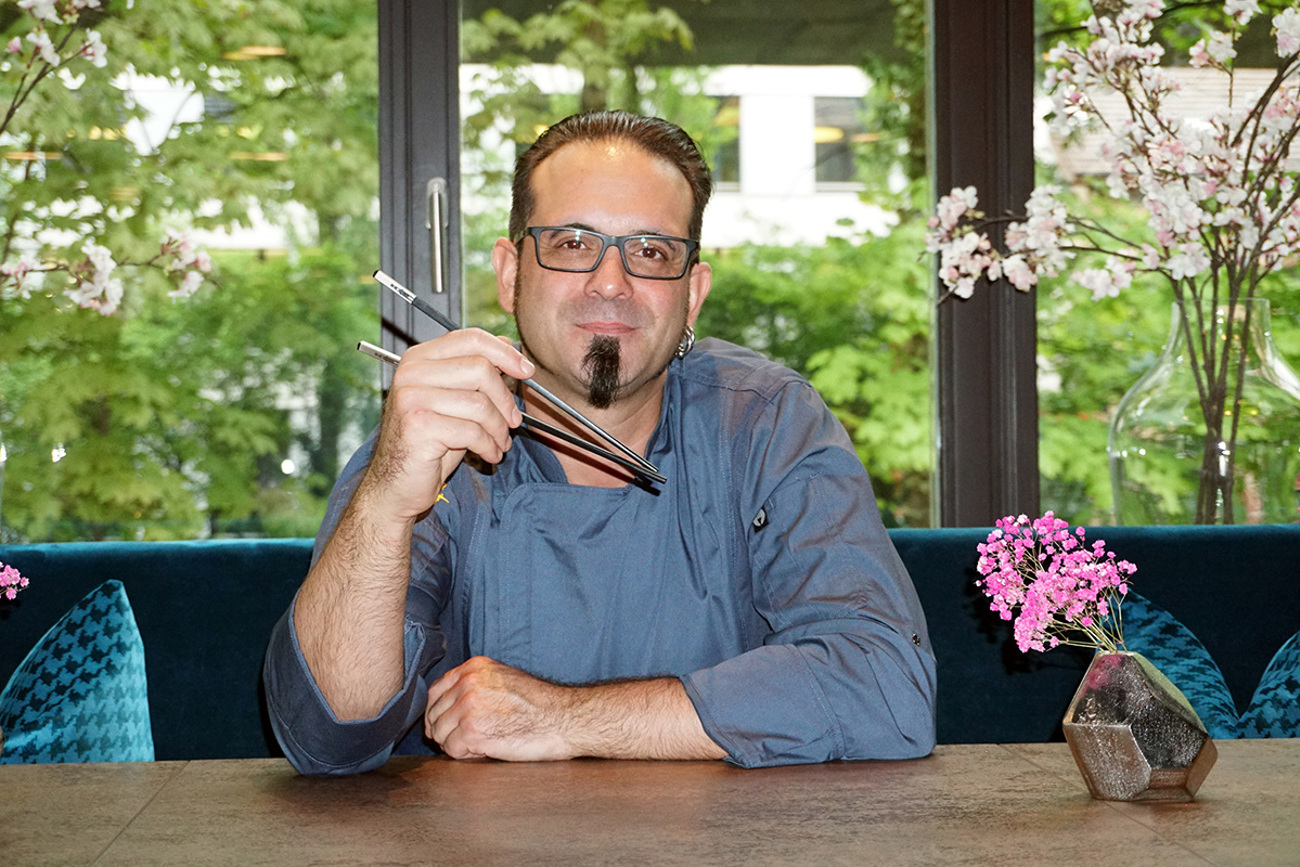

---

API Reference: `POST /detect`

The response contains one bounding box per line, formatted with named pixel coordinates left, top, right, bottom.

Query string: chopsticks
left=358, top=290, right=666, bottom=486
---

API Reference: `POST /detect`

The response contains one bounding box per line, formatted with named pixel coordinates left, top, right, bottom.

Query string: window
left=710, top=96, right=741, bottom=188
left=813, top=96, right=869, bottom=186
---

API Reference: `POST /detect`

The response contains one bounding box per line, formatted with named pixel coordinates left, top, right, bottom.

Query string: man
left=265, top=111, right=936, bottom=775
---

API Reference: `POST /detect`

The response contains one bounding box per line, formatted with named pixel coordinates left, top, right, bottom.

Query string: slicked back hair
left=508, top=110, right=713, bottom=243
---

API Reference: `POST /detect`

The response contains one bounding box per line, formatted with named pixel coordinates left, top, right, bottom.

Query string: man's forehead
left=529, top=139, right=692, bottom=230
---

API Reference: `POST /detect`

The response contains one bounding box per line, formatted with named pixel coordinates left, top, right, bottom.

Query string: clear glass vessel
left=1108, top=299, right=1300, bottom=524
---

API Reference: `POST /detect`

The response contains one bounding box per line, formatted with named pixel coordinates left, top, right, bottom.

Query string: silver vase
left=1062, top=651, right=1217, bottom=801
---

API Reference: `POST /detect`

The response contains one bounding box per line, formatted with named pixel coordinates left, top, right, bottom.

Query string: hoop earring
left=674, top=324, right=696, bottom=359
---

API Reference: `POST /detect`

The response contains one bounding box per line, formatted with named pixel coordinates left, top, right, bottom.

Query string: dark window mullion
left=378, top=0, right=463, bottom=372
left=929, top=0, right=1038, bottom=526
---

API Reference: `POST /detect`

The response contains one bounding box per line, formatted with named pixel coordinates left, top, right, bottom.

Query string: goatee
left=582, top=335, right=622, bottom=409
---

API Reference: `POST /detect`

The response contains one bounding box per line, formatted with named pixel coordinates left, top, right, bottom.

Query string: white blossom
left=1001, top=255, right=1037, bottom=292
left=1225, top=0, right=1260, bottom=26
left=169, top=270, right=205, bottom=300
left=1073, top=259, right=1133, bottom=301
left=1207, top=31, right=1237, bottom=65
left=81, top=31, right=107, bottom=68
left=1168, top=244, right=1211, bottom=280
left=84, top=243, right=115, bottom=277
left=18, top=0, right=61, bottom=24
left=1277, top=8, right=1300, bottom=56
left=26, top=30, right=59, bottom=66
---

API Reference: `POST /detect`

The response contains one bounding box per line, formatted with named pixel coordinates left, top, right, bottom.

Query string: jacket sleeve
left=263, top=431, right=451, bottom=775
left=680, top=380, right=937, bottom=768
left=264, top=601, right=441, bottom=775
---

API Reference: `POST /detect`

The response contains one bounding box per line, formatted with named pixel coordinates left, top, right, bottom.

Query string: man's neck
left=520, top=376, right=666, bottom=488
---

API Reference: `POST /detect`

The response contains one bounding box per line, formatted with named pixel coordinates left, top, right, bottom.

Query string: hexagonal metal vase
left=1062, top=651, right=1217, bottom=802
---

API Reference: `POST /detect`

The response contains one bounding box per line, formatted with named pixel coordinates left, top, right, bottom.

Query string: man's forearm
left=563, top=677, right=728, bottom=761
left=294, top=489, right=413, bottom=721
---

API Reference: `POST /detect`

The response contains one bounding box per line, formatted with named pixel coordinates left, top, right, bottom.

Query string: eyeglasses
left=521, top=226, right=700, bottom=281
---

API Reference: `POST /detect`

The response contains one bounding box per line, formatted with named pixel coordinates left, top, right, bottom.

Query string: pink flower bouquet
left=975, top=512, right=1136, bottom=654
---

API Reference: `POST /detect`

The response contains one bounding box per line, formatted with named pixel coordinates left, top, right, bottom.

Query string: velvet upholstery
left=1, top=525, right=1297, bottom=759
left=0, top=540, right=310, bottom=760
left=0, top=580, right=153, bottom=763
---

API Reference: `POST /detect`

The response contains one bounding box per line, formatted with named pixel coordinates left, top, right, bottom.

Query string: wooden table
left=2, top=740, right=1297, bottom=865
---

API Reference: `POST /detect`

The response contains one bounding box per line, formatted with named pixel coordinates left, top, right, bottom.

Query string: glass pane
left=0, top=2, right=381, bottom=542
left=814, top=95, right=869, bottom=186
left=1033, top=3, right=1300, bottom=525
left=459, top=0, right=934, bottom=527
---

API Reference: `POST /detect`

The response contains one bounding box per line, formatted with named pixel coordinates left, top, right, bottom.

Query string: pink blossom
left=5, top=36, right=20, bottom=54
left=1168, top=243, right=1210, bottom=279
left=1, top=562, right=31, bottom=602
left=1, top=258, right=36, bottom=280
left=1073, top=265, right=1130, bottom=300
left=933, top=186, right=979, bottom=233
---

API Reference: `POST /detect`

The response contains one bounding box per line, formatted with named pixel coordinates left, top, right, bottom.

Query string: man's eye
left=631, top=242, right=668, bottom=259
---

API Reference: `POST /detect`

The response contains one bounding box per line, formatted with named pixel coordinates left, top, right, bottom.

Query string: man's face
left=493, top=139, right=711, bottom=410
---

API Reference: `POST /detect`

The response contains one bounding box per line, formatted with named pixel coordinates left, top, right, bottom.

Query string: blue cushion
left=0, top=579, right=154, bottom=763
left=1240, top=631, right=1300, bottom=738
left=1120, top=592, right=1241, bottom=739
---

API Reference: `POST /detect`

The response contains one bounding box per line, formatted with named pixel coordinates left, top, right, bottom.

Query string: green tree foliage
left=1, top=0, right=379, bottom=541
left=699, top=224, right=934, bottom=527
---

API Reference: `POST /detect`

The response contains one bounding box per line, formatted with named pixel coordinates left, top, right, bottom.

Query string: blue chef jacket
left=264, top=339, right=936, bottom=774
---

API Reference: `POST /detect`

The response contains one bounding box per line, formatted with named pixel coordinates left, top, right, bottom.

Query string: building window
left=814, top=96, right=868, bottom=186
left=710, top=96, right=741, bottom=188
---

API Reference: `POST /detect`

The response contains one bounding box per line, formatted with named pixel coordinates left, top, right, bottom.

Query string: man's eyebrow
left=560, top=222, right=676, bottom=237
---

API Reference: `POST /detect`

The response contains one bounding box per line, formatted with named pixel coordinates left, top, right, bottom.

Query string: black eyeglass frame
left=519, top=226, right=701, bottom=281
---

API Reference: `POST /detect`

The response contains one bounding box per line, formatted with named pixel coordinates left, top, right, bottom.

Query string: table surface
left=2, top=739, right=1297, bottom=866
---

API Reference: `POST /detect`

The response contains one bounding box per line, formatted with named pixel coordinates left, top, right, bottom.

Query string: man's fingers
left=390, top=355, right=524, bottom=432
left=392, top=387, right=517, bottom=461
left=405, top=328, right=534, bottom=382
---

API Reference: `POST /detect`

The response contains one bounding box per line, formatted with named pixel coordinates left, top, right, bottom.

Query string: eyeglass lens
left=533, top=228, right=690, bottom=279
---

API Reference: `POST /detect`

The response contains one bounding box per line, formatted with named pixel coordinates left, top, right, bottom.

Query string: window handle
left=426, top=177, right=448, bottom=294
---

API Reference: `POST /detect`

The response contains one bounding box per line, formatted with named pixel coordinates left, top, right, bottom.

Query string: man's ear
left=686, top=260, right=712, bottom=326
left=492, top=237, right=519, bottom=314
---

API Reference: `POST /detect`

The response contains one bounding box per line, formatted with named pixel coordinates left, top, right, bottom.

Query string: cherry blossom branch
left=3, top=0, right=211, bottom=313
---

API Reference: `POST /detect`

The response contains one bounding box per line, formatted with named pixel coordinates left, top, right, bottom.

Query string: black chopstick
left=372, top=270, right=661, bottom=478
left=356, top=341, right=667, bottom=485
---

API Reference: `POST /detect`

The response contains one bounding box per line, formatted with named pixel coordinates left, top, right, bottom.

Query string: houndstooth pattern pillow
left=1240, top=631, right=1300, bottom=739
left=0, top=580, right=154, bottom=763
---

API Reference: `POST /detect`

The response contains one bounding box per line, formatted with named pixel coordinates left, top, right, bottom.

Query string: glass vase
left=1108, top=299, right=1300, bottom=524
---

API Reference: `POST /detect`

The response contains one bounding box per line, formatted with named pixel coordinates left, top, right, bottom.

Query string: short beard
left=582, top=335, right=622, bottom=409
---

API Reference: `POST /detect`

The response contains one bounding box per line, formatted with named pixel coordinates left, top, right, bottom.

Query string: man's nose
left=585, top=242, right=633, bottom=298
